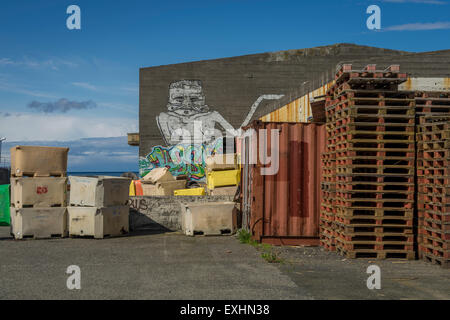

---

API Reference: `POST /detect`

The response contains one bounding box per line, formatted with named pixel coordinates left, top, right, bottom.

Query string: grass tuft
left=237, top=229, right=283, bottom=263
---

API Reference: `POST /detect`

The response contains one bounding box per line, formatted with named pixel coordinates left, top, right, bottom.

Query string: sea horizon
left=68, top=171, right=139, bottom=177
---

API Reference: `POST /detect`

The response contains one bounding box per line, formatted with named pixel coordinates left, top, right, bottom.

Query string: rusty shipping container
left=240, top=121, right=326, bottom=246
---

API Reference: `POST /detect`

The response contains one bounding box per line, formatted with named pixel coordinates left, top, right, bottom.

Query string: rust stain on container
left=241, top=121, right=326, bottom=246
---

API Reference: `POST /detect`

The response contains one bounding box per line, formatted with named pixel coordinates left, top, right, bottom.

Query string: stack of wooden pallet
left=320, top=148, right=336, bottom=251
left=417, top=115, right=450, bottom=268
left=415, top=91, right=450, bottom=117
left=321, top=64, right=416, bottom=259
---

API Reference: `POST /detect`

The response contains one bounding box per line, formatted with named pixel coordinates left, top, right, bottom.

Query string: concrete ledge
left=129, top=195, right=235, bottom=231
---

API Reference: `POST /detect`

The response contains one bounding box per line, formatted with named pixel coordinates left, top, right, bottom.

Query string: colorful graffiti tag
left=139, top=138, right=223, bottom=181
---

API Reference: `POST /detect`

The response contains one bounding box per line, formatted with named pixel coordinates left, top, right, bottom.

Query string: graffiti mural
left=139, top=138, right=223, bottom=181
left=142, top=79, right=284, bottom=181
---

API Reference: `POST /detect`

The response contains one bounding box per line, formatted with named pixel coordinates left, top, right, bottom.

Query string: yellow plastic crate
left=129, top=180, right=136, bottom=196
left=173, top=187, right=205, bottom=196
left=207, top=169, right=240, bottom=190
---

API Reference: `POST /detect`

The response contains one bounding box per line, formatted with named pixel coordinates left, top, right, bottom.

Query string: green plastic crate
left=0, top=184, right=10, bottom=226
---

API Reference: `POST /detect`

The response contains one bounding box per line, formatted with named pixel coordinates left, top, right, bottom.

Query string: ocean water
left=68, top=172, right=139, bottom=177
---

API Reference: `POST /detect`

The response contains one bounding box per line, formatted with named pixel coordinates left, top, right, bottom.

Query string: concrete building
left=132, top=43, right=450, bottom=179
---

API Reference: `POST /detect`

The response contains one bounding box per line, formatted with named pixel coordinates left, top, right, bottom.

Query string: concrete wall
left=139, top=43, right=409, bottom=156
left=129, top=195, right=235, bottom=231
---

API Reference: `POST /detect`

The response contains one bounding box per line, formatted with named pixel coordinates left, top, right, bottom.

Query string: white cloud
left=71, top=82, right=138, bottom=96
left=72, top=82, right=99, bottom=91
left=121, top=86, right=139, bottom=93
left=0, top=81, right=57, bottom=98
left=97, top=102, right=138, bottom=115
left=0, top=58, right=15, bottom=66
left=384, top=21, right=450, bottom=31
left=0, top=57, right=78, bottom=70
left=0, top=112, right=137, bottom=141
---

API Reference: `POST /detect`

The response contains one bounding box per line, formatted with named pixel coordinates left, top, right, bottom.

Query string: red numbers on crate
left=36, top=186, right=48, bottom=194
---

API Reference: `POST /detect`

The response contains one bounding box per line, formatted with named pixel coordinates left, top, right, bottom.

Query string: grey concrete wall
left=129, top=195, right=235, bottom=231
left=139, top=43, right=410, bottom=155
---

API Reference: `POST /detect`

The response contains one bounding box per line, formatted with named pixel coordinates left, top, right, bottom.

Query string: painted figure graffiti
left=156, top=80, right=236, bottom=145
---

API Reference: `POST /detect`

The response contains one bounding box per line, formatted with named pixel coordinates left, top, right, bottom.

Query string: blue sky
left=0, top=0, right=449, bottom=171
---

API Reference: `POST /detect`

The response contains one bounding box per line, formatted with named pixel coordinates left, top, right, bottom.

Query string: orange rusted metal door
left=242, top=121, right=326, bottom=246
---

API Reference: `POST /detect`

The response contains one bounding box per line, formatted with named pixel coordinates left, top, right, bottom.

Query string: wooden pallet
left=320, top=237, right=336, bottom=252
left=421, top=235, right=450, bottom=250
left=334, top=73, right=407, bottom=87
left=419, top=185, right=450, bottom=196
left=334, top=88, right=414, bottom=100
left=333, top=132, right=414, bottom=141
left=334, top=213, right=413, bottom=222
left=421, top=219, right=450, bottom=232
left=335, top=207, right=413, bottom=218
left=336, top=175, right=414, bottom=184
left=335, top=166, right=415, bottom=176
left=418, top=159, right=450, bottom=168
left=336, top=183, right=414, bottom=192
left=418, top=210, right=450, bottom=222
left=418, top=140, right=450, bottom=150
left=332, top=122, right=415, bottom=133
left=421, top=252, right=450, bottom=269
left=420, top=194, right=450, bottom=205
left=336, top=246, right=415, bottom=260
left=335, top=238, right=414, bottom=251
left=419, top=149, right=450, bottom=158
left=337, top=231, right=414, bottom=241
left=334, top=102, right=414, bottom=113
left=334, top=224, right=413, bottom=235
left=419, top=244, right=450, bottom=259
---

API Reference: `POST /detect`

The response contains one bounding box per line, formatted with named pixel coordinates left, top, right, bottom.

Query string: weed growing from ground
left=237, top=229, right=283, bottom=263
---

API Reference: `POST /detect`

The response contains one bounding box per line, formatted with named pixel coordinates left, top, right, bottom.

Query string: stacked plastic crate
left=417, top=116, right=450, bottom=268
left=321, top=64, right=416, bottom=259
left=68, top=176, right=131, bottom=239
left=9, top=146, right=69, bottom=239
left=206, top=154, right=240, bottom=196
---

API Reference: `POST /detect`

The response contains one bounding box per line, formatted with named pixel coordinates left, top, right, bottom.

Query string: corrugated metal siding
left=240, top=121, right=326, bottom=245
left=260, top=82, right=333, bottom=123
left=260, top=77, right=450, bottom=123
